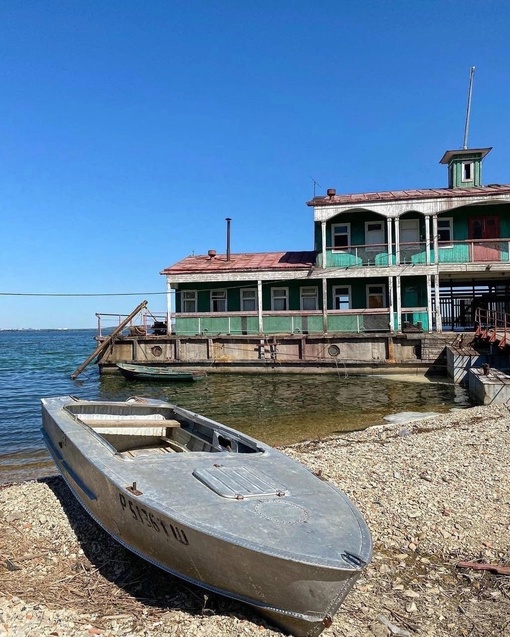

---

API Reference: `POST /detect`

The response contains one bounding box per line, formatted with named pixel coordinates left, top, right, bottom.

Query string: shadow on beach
left=42, top=474, right=268, bottom=630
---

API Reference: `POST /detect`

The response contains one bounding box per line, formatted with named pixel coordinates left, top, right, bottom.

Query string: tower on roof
left=439, top=67, right=492, bottom=189
left=439, top=147, right=492, bottom=189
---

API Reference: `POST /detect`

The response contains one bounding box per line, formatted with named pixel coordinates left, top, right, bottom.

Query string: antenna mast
left=463, top=66, right=476, bottom=149
left=310, top=176, right=322, bottom=197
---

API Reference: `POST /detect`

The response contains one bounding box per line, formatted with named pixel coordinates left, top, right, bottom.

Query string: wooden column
left=321, top=221, right=327, bottom=268
left=322, top=277, right=328, bottom=333
left=257, top=280, right=263, bottom=335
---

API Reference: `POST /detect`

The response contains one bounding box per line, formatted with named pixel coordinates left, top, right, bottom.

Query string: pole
left=463, top=66, right=476, bottom=149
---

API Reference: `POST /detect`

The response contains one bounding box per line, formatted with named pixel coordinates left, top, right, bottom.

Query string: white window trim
left=437, top=217, right=453, bottom=245
left=181, top=290, right=197, bottom=313
left=365, top=220, right=384, bottom=251
left=331, top=222, right=351, bottom=251
left=332, top=285, right=352, bottom=310
left=240, top=288, right=257, bottom=312
left=210, top=289, right=227, bottom=312
left=462, top=161, right=474, bottom=182
left=300, top=286, right=319, bottom=311
left=271, top=287, right=289, bottom=311
left=366, top=284, right=387, bottom=309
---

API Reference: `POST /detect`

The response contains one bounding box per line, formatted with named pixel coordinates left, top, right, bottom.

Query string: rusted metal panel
left=161, top=251, right=316, bottom=275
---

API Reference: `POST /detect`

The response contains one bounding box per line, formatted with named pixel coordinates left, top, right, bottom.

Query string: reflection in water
left=100, top=373, right=471, bottom=446
left=0, top=329, right=472, bottom=484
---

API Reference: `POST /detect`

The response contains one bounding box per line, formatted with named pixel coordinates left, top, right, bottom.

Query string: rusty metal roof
left=160, top=251, right=316, bottom=275
left=307, top=183, right=510, bottom=207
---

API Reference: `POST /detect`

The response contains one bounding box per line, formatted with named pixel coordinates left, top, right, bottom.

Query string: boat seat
left=81, top=418, right=181, bottom=428
left=160, top=431, right=215, bottom=453
left=120, top=446, right=173, bottom=458
left=160, top=436, right=188, bottom=452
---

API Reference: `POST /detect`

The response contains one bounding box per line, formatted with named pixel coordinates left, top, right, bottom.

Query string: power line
left=0, top=278, right=313, bottom=298
left=0, top=291, right=168, bottom=297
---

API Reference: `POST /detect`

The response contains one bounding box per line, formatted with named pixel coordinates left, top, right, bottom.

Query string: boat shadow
left=42, top=475, right=276, bottom=632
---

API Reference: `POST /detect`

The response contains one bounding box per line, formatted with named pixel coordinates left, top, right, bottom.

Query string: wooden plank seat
left=121, top=446, right=173, bottom=458
left=160, top=436, right=188, bottom=452
left=80, top=418, right=181, bottom=428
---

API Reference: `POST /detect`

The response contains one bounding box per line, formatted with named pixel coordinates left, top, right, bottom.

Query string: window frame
left=210, top=289, right=227, bottom=313
left=271, top=287, right=289, bottom=311
left=462, top=161, right=474, bottom=182
left=437, top=217, right=453, bottom=244
left=331, top=222, right=351, bottom=250
left=300, top=286, right=319, bottom=311
left=240, top=288, right=257, bottom=312
left=332, top=285, right=352, bottom=310
left=181, top=290, right=197, bottom=313
left=366, top=284, right=387, bottom=309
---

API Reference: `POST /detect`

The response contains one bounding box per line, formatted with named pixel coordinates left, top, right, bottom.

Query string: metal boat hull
left=116, top=363, right=205, bottom=382
left=41, top=396, right=371, bottom=636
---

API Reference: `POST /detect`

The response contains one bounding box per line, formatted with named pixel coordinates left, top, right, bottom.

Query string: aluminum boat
left=41, top=396, right=372, bottom=636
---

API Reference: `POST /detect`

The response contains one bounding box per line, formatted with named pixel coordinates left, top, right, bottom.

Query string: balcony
left=319, top=239, right=510, bottom=268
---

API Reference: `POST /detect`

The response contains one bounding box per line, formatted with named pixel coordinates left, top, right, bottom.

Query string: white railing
left=325, top=238, right=510, bottom=267
left=96, top=310, right=171, bottom=337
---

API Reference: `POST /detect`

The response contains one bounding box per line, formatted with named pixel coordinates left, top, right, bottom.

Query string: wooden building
left=97, top=146, right=510, bottom=374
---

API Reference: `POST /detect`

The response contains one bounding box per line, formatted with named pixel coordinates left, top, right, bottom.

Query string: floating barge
left=73, top=140, right=510, bottom=380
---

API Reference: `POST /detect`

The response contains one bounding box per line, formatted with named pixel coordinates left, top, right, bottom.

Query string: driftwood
left=457, top=561, right=510, bottom=576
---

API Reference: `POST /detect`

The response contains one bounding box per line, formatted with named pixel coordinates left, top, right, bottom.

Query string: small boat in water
left=116, top=363, right=206, bottom=382
left=41, top=396, right=372, bottom=636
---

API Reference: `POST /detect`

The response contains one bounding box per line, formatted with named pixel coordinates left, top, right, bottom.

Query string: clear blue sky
left=1, top=0, right=509, bottom=328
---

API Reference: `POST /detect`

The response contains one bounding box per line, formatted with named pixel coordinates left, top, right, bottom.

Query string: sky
left=1, top=0, right=509, bottom=329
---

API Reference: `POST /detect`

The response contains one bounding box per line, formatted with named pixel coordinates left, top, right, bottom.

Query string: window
left=333, top=286, right=351, bottom=310
left=331, top=223, right=351, bottom=249
left=462, top=162, right=473, bottom=182
left=241, top=288, right=257, bottom=312
left=437, top=217, right=453, bottom=243
left=367, top=284, right=386, bottom=309
left=300, top=286, right=318, bottom=311
left=211, top=289, right=227, bottom=312
left=271, top=287, right=288, bottom=311
left=181, top=290, right=197, bottom=313
left=365, top=221, right=384, bottom=248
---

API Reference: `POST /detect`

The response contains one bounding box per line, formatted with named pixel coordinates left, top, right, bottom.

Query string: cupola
left=439, top=147, right=492, bottom=189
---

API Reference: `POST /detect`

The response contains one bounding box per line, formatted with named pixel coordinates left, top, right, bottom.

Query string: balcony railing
left=96, top=310, right=170, bottom=338
left=173, top=309, right=396, bottom=335
left=320, top=238, right=510, bottom=267
left=96, top=307, right=432, bottom=337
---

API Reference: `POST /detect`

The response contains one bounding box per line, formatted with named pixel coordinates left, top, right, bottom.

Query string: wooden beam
left=70, top=300, right=148, bottom=379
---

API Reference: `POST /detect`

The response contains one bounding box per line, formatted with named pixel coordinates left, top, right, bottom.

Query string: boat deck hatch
left=193, top=465, right=288, bottom=499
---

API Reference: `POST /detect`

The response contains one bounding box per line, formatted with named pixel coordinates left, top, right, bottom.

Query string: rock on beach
left=1, top=404, right=510, bottom=637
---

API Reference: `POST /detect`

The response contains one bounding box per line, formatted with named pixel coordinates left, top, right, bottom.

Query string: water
left=0, top=329, right=471, bottom=484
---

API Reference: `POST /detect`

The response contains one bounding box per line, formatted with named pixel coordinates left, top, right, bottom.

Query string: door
left=469, top=216, right=500, bottom=261
left=400, top=218, right=420, bottom=244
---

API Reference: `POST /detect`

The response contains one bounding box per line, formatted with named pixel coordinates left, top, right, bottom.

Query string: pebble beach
left=1, top=403, right=509, bottom=637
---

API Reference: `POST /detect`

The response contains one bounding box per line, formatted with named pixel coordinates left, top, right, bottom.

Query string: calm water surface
left=0, top=329, right=471, bottom=483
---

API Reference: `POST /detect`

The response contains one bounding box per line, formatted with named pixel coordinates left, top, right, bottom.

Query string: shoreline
left=1, top=404, right=509, bottom=636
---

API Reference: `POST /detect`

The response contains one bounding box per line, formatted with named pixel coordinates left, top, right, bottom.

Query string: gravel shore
left=1, top=404, right=509, bottom=637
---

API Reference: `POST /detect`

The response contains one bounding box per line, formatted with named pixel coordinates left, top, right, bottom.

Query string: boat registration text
left=118, top=493, right=189, bottom=545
